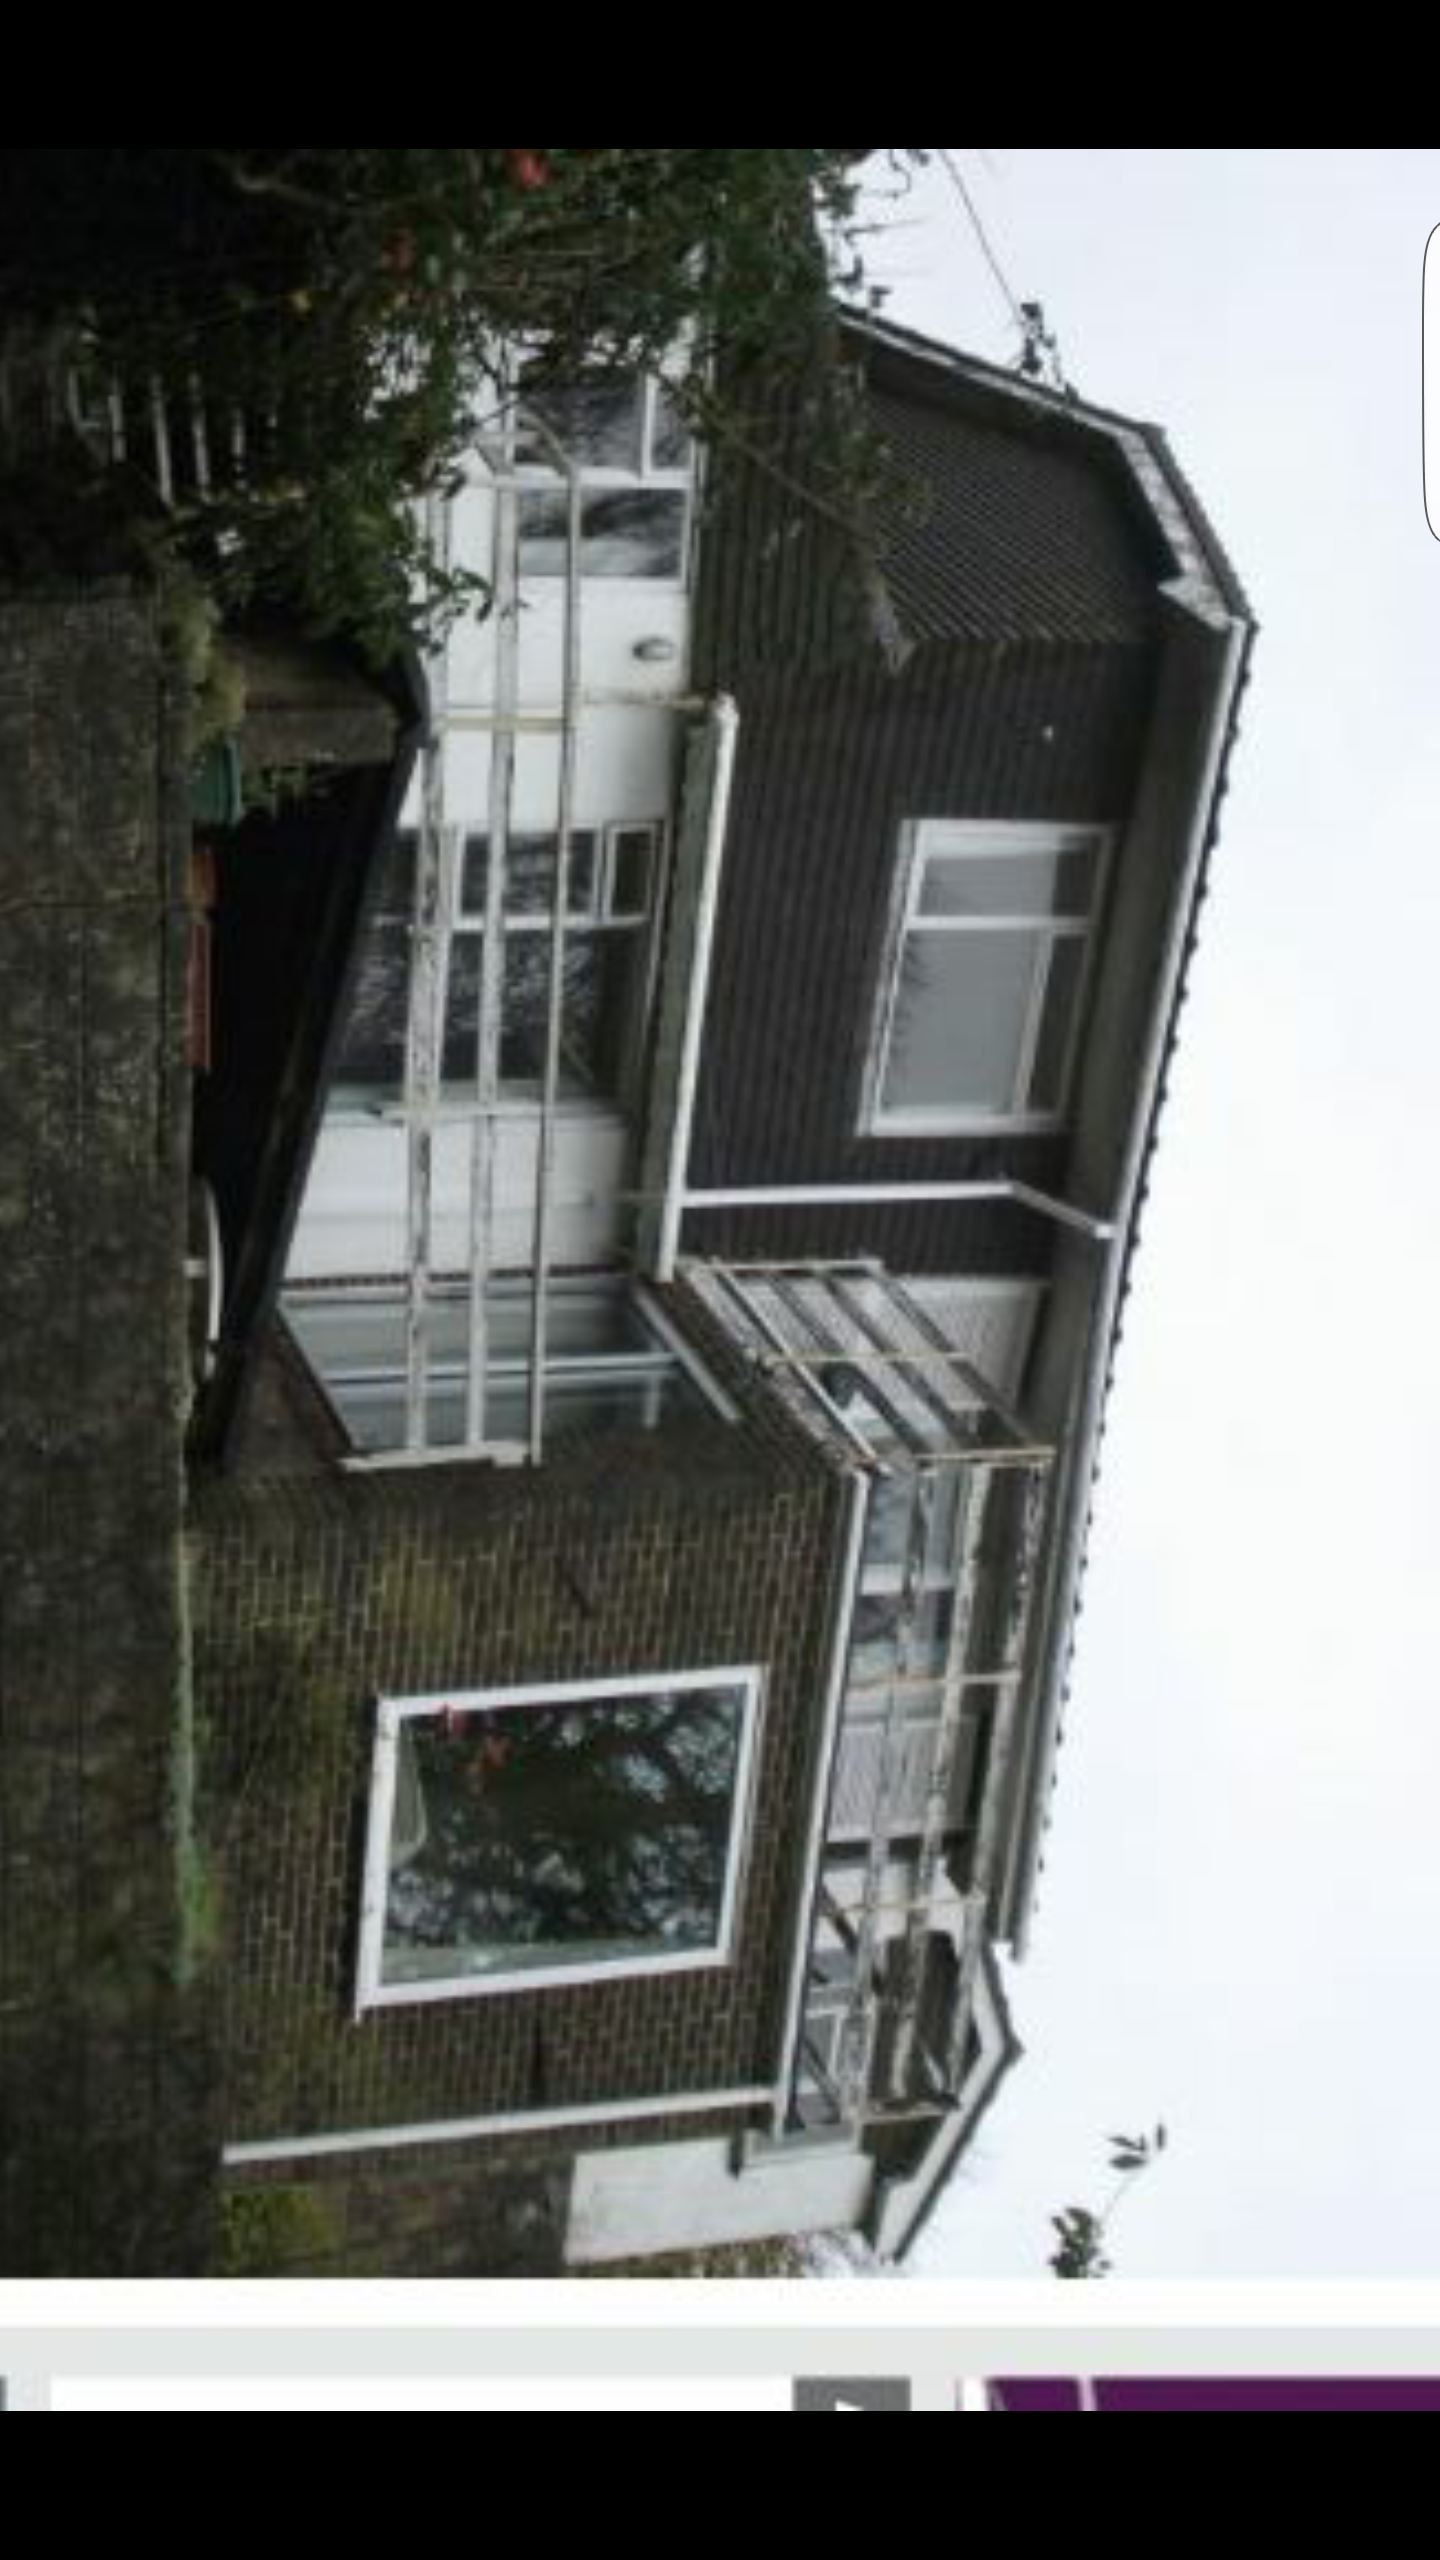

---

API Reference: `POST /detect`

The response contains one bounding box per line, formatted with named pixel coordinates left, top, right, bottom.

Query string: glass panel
left=519, top=378, right=643, bottom=473
left=519, top=489, right=688, bottom=580
left=284, top=1290, right=408, bottom=1378
left=437, top=935, right=611, bottom=1095
left=487, top=1364, right=705, bottom=1444
left=608, top=827, right=654, bottom=920
left=580, top=489, right=687, bottom=578
left=484, top=1278, right=654, bottom=1365
left=882, top=930, right=1039, bottom=1116
left=862, top=1470, right=961, bottom=1580
left=487, top=929, right=644, bottom=1097
left=372, top=827, right=417, bottom=921
left=849, top=1589, right=956, bottom=1692
left=918, top=843, right=1097, bottom=919
left=517, top=489, right=580, bottom=578
left=462, top=832, right=597, bottom=920
left=381, top=1682, right=747, bottom=1986
left=650, top=386, right=692, bottom=472
left=440, top=935, right=482, bottom=1085
left=1026, top=934, right=1086, bottom=1113
left=332, top=920, right=410, bottom=1095
left=284, top=1282, right=707, bottom=1454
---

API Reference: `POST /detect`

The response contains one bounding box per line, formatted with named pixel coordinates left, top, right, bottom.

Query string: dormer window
left=860, top=822, right=1110, bottom=1136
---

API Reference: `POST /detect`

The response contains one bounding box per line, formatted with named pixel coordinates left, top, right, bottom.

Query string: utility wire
left=937, top=151, right=1068, bottom=392
left=939, top=151, right=1026, bottom=335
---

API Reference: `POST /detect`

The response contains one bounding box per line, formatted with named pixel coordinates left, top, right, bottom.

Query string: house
left=188, top=315, right=1252, bottom=2273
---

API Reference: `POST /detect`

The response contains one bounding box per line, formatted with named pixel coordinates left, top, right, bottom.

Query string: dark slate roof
left=693, top=308, right=1241, bottom=689
left=868, top=376, right=1160, bottom=647
left=851, top=311, right=1254, bottom=629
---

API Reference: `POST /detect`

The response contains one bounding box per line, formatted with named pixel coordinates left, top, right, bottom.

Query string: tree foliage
left=1049, top=2127, right=1168, bottom=2280
left=0, top=149, right=927, bottom=657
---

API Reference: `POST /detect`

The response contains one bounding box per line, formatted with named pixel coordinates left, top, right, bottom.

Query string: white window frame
left=356, top=1665, right=766, bottom=2011
left=329, top=819, right=669, bottom=1121
left=282, top=1271, right=738, bottom=1460
left=859, top=821, right=1112, bottom=1138
left=515, top=376, right=695, bottom=590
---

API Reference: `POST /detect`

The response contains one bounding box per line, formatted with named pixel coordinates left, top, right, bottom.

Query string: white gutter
left=769, top=1464, right=873, bottom=2136
left=684, top=1180, right=1116, bottom=1244
left=225, top=2083, right=775, bottom=2171
left=1008, top=609, right=1252, bottom=1954
left=655, top=696, right=740, bottom=1282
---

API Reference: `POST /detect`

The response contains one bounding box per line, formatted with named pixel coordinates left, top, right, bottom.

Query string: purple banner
left=991, top=2380, right=1440, bottom=2412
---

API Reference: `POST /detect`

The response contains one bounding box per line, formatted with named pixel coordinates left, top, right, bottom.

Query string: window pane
left=919, top=844, right=1097, bottom=919
left=882, top=931, right=1039, bottom=1116
left=283, top=1281, right=710, bottom=1457
left=488, top=1278, right=653, bottom=1365
left=517, top=490, right=580, bottom=578
left=1027, top=934, right=1086, bottom=1112
left=490, top=929, right=644, bottom=1097
left=862, top=1470, right=961, bottom=1580
left=440, top=935, right=482, bottom=1085
left=372, top=827, right=417, bottom=921
left=849, top=1589, right=956, bottom=1692
left=518, top=489, right=688, bottom=580
left=519, top=378, right=643, bottom=472
left=462, top=831, right=597, bottom=920
left=333, top=920, right=410, bottom=1094
left=650, top=387, right=692, bottom=471
left=487, top=1365, right=704, bottom=1445
left=439, top=935, right=611, bottom=1096
left=608, top=827, right=654, bottom=919
left=381, top=1683, right=748, bottom=1987
left=581, top=489, right=687, bottom=578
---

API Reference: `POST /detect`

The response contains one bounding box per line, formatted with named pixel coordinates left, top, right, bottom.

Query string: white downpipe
left=683, top=1180, right=1117, bottom=1245
left=656, top=696, right=740, bottom=1282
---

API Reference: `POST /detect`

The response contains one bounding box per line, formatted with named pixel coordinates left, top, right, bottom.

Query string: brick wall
left=192, top=1297, right=847, bottom=2269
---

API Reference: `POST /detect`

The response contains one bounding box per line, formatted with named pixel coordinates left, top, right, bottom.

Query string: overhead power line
left=938, top=151, right=1068, bottom=393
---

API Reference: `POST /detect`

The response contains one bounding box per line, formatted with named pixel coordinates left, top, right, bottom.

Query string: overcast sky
left=861, top=149, right=1440, bottom=2278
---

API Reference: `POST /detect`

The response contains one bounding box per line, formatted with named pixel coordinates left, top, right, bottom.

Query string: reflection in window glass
left=456, top=931, right=645, bottom=1097
left=520, top=379, right=642, bottom=472
left=870, top=824, right=1105, bottom=1131
left=376, top=1677, right=754, bottom=1991
left=850, top=1589, right=956, bottom=1691
left=1027, top=936, right=1085, bottom=1113
left=335, top=920, right=649, bottom=1105
left=519, top=488, right=688, bottom=580
left=609, top=827, right=654, bottom=918
left=918, top=845, right=1097, bottom=919
left=884, top=933, right=1037, bottom=1116
left=863, top=1471, right=960, bottom=1579
left=650, top=387, right=692, bottom=471
left=373, top=826, right=418, bottom=920
left=283, top=1277, right=717, bottom=1457
left=333, top=922, right=411, bottom=1094
left=462, top=832, right=598, bottom=919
